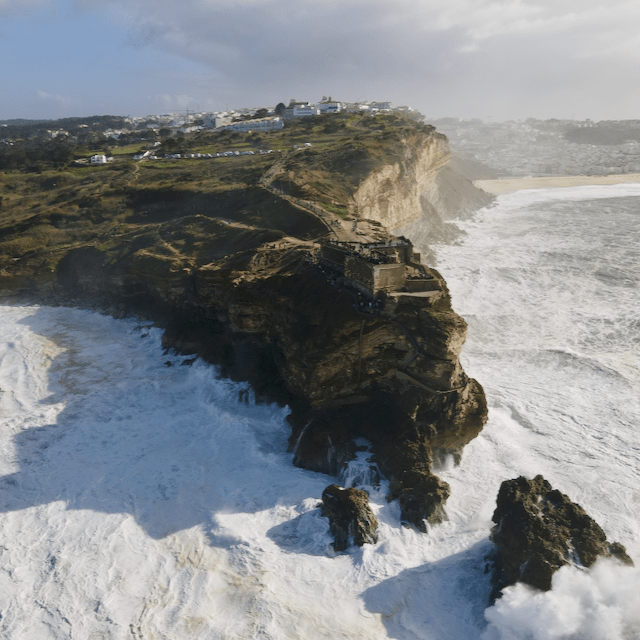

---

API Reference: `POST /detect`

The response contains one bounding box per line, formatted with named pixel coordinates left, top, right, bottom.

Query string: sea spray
left=482, top=560, right=640, bottom=640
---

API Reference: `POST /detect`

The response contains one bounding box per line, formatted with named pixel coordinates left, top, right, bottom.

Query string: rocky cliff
left=0, top=112, right=488, bottom=532
left=352, top=134, right=451, bottom=229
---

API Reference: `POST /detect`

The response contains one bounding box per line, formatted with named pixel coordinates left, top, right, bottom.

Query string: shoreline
left=474, top=173, right=640, bottom=195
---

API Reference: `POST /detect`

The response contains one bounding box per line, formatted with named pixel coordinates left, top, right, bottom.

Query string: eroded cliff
left=352, top=134, right=451, bottom=229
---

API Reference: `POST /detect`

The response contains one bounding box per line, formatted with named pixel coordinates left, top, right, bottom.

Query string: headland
left=0, top=111, right=490, bottom=530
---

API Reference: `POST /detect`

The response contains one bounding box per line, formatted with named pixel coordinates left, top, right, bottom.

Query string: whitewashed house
left=90, top=155, right=107, bottom=164
left=219, top=117, right=284, bottom=132
left=293, top=105, right=320, bottom=117
left=318, top=100, right=342, bottom=114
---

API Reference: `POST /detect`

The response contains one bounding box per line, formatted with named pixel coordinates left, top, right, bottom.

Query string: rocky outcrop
left=321, top=484, right=378, bottom=551
left=34, top=235, right=486, bottom=531
left=382, top=438, right=451, bottom=528
left=490, top=475, right=634, bottom=593
left=0, top=115, right=489, bottom=534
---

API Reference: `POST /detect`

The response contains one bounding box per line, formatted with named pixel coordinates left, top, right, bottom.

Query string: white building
left=318, top=100, right=342, bottom=114
left=219, top=117, right=284, bottom=132
left=292, top=105, right=320, bottom=117
left=90, top=155, right=107, bottom=164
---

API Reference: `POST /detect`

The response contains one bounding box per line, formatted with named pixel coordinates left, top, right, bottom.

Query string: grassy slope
left=0, top=113, right=435, bottom=279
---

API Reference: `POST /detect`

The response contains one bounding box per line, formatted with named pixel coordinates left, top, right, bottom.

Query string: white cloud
left=82, top=0, right=635, bottom=118
left=7, top=0, right=640, bottom=120
left=36, top=90, right=78, bottom=107
left=157, top=94, right=196, bottom=111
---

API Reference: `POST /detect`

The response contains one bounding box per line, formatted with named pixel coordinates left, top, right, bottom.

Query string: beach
left=475, top=173, right=640, bottom=194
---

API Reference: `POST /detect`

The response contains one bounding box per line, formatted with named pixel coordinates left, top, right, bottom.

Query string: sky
left=1, top=0, right=639, bottom=122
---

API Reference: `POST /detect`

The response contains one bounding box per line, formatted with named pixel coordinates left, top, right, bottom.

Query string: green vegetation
left=0, top=112, right=434, bottom=278
left=322, top=203, right=349, bottom=218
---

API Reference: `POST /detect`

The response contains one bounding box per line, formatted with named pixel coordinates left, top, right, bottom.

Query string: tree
left=275, top=103, right=286, bottom=117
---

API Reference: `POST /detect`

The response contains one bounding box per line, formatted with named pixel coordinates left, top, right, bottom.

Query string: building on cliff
left=216, top=116, right=284, bottom=132
left=318, top=239, right=440, bottom=299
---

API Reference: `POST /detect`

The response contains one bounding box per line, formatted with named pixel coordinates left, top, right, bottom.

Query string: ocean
left=0, top=183, right=638, bottom=639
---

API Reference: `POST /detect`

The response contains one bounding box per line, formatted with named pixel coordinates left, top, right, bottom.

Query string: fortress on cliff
left=318, top=237, right=441, bottom=300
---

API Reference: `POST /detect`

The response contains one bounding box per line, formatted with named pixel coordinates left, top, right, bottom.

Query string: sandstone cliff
left=352, top=134, right=451, bottom=229
left=394, top=153, right=496, bottom=262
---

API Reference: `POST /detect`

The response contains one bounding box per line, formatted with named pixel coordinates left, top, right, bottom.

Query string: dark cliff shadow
left=361, top=539, right=494, bottom=640
left=0, top=307, right=331, bottom=543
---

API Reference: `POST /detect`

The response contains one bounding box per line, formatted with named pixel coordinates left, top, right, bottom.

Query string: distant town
left=433, top=117, right=640, bottom=177
left=0, top=97, right=420, bottom=146
left=2, top=98, right=640, bottom=177
left=0, top=97, right=423, bottom=170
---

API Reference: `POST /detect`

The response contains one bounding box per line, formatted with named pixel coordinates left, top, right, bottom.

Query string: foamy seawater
left=437, top=183, right=640, bottom=638
left=0, top=182, right=638, bottom=638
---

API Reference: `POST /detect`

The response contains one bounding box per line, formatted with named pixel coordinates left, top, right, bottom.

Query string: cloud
left=83, top=1, right=640, bottom=76
left=8, top=0, right=640, bottom=119
left=157, top=93, right=197, bottom=111
left=36, top=89, right=79, bottom=108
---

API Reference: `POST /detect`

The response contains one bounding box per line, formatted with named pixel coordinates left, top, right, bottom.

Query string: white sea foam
left=438, top=183, right=640, bottom=638
left=0, top=305, right=493, bottom=639
left=483, top=560, right=640, bottom=640
left=0, top=183, right=638, bottom=637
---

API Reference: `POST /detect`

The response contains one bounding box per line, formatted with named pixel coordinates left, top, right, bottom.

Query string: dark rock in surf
left=321, top=484, right=378, bottom=551
left=381, top=437, right=450, bottom=530
left=490, top=475, right=634, bottom=593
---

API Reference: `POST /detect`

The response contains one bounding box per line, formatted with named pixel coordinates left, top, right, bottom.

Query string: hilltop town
left=0, top=98, right=422, bottom=168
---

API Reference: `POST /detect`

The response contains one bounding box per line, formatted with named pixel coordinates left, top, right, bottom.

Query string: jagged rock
left=321, top=484, right=378, bottom=551
left=380, top=437, right=450, bottom=530
left=490, top=475, right=634, bottom=592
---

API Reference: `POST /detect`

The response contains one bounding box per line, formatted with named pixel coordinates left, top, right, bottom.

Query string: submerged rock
left=321, top=484, right=378, bottom=551
left=490, top=475, right=633, bottom=593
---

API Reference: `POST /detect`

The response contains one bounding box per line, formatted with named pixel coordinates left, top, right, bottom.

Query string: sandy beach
left=474, top=173, right=640, bottom=195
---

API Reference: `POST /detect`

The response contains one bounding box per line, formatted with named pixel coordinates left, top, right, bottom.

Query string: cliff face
left=9, top=233, right=486, bottom=530
left=353, top=135, right=451, bottom=229
left=0, top=113, right=488, bottom=532
left=394, top=153, right=497, bottom=263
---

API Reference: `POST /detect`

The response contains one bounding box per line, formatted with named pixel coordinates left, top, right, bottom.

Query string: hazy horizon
left=1, top=0, right=639, bottom=123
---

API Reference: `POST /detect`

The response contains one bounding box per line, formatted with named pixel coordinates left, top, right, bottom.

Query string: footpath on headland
left=475, top=173, right=640, bottom=195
